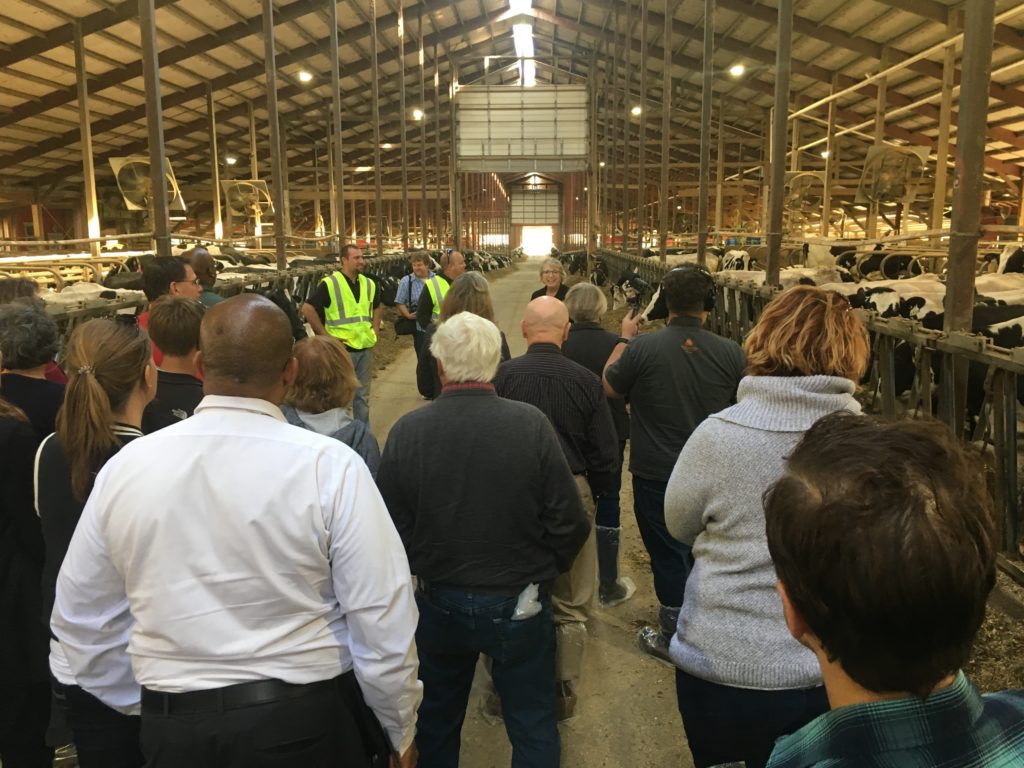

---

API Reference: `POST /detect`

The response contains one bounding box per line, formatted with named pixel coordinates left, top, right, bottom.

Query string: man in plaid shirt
left=763, top=413, right=1024, bottom=768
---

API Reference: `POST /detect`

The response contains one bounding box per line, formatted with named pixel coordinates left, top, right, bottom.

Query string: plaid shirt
left=767, top=672, right=1024, bottom=767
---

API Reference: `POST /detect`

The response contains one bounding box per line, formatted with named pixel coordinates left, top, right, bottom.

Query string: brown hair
left=0, top=277, right=40, bottom=306
left=57, top=318, right=152, bottom=500
left=148, top=297, right=204, bottom=357
left=744, top=285, right=869, bottom=380
left=439, top=272, right=495, bottom=322
left=764, top=413, right=996, bottom=697
left=285, top=335, right=359, bottom=413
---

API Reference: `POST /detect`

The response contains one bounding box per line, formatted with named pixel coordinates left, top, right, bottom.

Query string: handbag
left=394, top=317, right=417, bottom=336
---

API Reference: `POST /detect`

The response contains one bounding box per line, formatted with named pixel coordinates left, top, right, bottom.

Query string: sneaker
left=556, top=680, right=577, bottom=721
left=598, top=576, right=636, bottom=608
left=480, top=687, right=503, bottom=725
left=637, top=625, right=674, bottom=665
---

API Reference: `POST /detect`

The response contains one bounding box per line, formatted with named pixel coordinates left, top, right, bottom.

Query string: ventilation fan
left=109, top=157, right=186, bottom=212
left=784, top=172, right=825, bottom=214
left=222, top=180, right=274, bottom=219
left=856, top=146, right=929, bottom=205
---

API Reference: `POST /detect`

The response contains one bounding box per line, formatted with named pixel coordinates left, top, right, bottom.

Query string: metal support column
left=696, top=0, right=715, bottom=265
left=867, top=64, right=887, bottom=239
left=450, top=60, right=460, bottom=250
left=313, top=140, right=322, bottom=236
left=931, top=13, right=956, bottom=240
left=588, top=57, right=599, bottom=272
left=637, top=0, right=648, bottom=258
left=262, top=0, right=287, bottom=268
left=369, top=0, right=384, bottom=257
left=206, top=82, right=223, bottom=240
left=138, top=0, right=171, bottom=257
left=328, top=0, right=345, bottom=245
left=280, top=121, right=292, bottom=237
left=418, top=8, right=427, bottom=249
left=659, top=0, right=671, bottom=263
left=433, top=43, right=442, bottom=248
left=821, top=73, right=837, bottom=238
left=714, top=103, right=725, bottom=234
left=398, top=6, right=409, bottom=251
left=74, top=22, right=101, bottom=258
left=789, top=117, right=799, bottom=172
left=248, top=101, right=262, bottom=239
left=766, top=0, right=793, bottom=286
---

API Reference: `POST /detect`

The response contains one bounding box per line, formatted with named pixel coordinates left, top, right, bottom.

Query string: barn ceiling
left=0, top=0, right=1023, bottom=212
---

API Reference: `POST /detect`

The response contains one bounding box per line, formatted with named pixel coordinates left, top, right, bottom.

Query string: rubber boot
left=637, top=604, right=679, bottom=665
left=595, top=526, right=636, bottom=607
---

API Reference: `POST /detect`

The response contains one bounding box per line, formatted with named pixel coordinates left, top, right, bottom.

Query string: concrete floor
left=368, top=262, right=694, bottom=767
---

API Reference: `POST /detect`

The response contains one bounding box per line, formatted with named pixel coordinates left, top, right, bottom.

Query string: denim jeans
left=415, top=586, right=559, bottom=768
left=595, top=441, right=626, bottom=529
left=632, top=475, right=693, bottom=624
left=51, top=679, right=143, bottom=768
left=348, top=347, right=373, bottom=423
left=675, top=669, right=829, bottom=768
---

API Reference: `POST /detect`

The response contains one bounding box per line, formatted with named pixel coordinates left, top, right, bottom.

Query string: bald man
left=494, top=296, right=618, bottom=719
left=415, top=250, right=466, bottom=332
left=52, top=294, right=421, bottom=768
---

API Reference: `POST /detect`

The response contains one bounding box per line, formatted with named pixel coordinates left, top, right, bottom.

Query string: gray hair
left=0, top=302, right=60, bottom=370
left=431, top=311, right=502, bottom=384
left=564, top=282, right=608, bottom=323
left=539, top=257, right=565, bottom=279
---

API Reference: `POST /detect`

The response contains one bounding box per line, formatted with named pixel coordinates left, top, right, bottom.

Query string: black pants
left=140, top=674, right=379, bottom=768
left=0, top=682, right=52, bottom=768
left=51, top=678, right=144, bottom=768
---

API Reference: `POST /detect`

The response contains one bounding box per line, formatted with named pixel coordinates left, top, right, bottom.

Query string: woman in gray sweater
left=664, top=286, right=870, bottom=768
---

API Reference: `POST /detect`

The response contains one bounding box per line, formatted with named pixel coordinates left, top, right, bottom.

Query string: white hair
left=431, top=312, right=501, bottom=384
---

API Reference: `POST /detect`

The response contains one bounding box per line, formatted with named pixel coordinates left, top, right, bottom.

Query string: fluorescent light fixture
left=382, top=143, right=393, bottom=149
left=298, top=70, right=314, bottom=83
left=509, top=0, right=532, bottom=14
left=513, top=23, right=534, bottom=58
left=355, top=165, right=372, bottom=172
left=631, top=105, right=642, bottom=116
left=820, top=149, right=830, bottom=158
left=225, top=156, right=237, bottom=165
left=413, top=108, right=424, bottom=121
left=728, top=63, right=745, bottom=78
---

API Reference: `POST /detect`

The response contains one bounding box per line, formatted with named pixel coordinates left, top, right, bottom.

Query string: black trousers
left=51, top=678, right=143, bottom=768
left=140, top=673, right=381, bottom=768
left=0, top=682, right=52, bottom=768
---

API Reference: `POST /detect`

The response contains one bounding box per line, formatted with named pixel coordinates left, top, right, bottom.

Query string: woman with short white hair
left=430, top=311, right=502, bottom=385
left=531, top=257, right=568, bottom=302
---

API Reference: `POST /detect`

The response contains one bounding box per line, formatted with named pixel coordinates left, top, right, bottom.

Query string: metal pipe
left=638, top=0, right=648, bottom=258
left=945, top=0, right=996, bottom=333
left=434, top=42, right=442, bottom=249
left=398, top=5, right=409, bottom=251
left=931, top=13, right=956, bottom=240
left=248, top=101, right=262, bottom=239
left=369, top=0, right=384, bottom=257
left=419, top=7, right=427, bottom=249
left=820, top=73, right=836, bottom=238
left=74, top=22, right=101, bottom=258
left=659, top=0, right=672, bottom=262
left=696, top=0, right=714, bottom=265
left=206, top=82, right=223, bottom=240
left=714, top=102, right=725, bottom=233
left=328, top=0, right=345, bottom=245
left=766, top=0, right=792, bottom=287
left=262, top=0, right=287, bottom=269
left=450, top=60, right=460, bottom=250
left=866, top=66, right=887, bottom=239
left=138, top=0, right=171, bottom=258
left=625, top=0, right=632, bottom=252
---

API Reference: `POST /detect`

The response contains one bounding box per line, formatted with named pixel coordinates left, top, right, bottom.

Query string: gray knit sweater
left=665, top=375, right=861, bottom=690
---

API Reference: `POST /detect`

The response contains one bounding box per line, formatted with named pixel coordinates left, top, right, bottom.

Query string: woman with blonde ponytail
left=35, top=317, right=155, bottom=768
left=662, top=286, right=870, bottom=768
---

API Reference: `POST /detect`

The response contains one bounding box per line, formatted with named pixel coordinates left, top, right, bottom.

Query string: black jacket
left=416, top=323, right=512, bottom=399
left=562, top=322, right=630, bottom=443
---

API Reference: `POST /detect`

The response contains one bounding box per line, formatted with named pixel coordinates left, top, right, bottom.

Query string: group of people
left=0, top=246, right=1022, bottom=768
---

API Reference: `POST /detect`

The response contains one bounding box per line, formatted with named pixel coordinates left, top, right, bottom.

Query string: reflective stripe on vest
left=424, top=276, right=449, bottom=319
left=323, top=272, right=376, bottom=349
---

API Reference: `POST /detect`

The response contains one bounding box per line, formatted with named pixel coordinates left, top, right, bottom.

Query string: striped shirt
left=766, top=672, right=1024, bottom=768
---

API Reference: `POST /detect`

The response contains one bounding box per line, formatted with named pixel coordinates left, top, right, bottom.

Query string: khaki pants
left=551, top=474, right=597, bottom=683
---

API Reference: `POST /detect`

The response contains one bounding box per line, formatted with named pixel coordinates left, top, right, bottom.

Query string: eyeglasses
left=175, top=278, right=201, bottom=286
left=542, top=270, right=561, bottom=275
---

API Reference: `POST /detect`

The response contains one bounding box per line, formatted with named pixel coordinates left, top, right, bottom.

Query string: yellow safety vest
left=423, top=275, right=449, bottom=321
left=323, top=272, right=377, bottom=350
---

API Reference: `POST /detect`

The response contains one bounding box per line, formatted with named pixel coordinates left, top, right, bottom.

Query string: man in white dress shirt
left=52, top=294, right=421, bottom=768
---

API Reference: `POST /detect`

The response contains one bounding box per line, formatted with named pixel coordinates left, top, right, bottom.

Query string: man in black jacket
left=378, top=311, right=589, bottom=768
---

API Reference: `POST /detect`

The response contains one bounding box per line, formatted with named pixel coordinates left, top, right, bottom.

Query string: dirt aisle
left=368, top=261, right=693, bottom=766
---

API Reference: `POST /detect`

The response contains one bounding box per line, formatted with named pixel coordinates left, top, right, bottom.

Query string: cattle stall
left=595, top=247, right=1024, bottom=586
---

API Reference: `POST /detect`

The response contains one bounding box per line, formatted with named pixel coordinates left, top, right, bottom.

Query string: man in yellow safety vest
left=415, top=251, right=466, bottom=333
left=301, top=244, right=382, bottom=423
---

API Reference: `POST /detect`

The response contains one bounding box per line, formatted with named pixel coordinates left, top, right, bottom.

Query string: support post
left=450, top=60, right=460, bottom=250
left=74, top=23, right=101, bottom=257
left=433, top=42, right=442, bottom=248
left=696, top=0, right=715, bottom=266
left=248, top=101, right=261, bottom=239
left=328, top=0, right=346, bottom=245
left=659, top=0, right=672, bottom=262
left=398, top=5, right=409, bottom=251
left=262, top=0, right=287, bottom=269
left=789, top=117, right=799, bottom=172
left=138, top=0, right=171, bottom=257
left=766, top=0, right=793, bottom=287
left=714, top=102, right=725, bottom=234
left=419, top=7, right=427, bottom=249
left=931, top=13, right=956, bottom=241
left=638, top=0, right=648, bottom=258
left=369, top=0, right=384, bottom=257
left=867, top=61, right=888, bottom=240
left=206, top=82, right=223, bottom=240
left=821, top=73, right=837, bottom=238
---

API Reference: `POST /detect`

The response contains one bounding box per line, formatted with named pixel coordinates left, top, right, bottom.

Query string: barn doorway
left=520, top=225, right=554, bottom=256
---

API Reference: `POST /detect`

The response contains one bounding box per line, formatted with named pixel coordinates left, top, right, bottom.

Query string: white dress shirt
left=52, top=395, right=421, bottom=753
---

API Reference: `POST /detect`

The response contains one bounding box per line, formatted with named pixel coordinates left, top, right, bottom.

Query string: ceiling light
left=820, top=149, right=830, bottom=158
left=599, top=161, right=606, bottom=167
left=584, top=186, right=588, bottom=191
left=413, top=108, right=424, bottom=121
left=509, top=0, right=532, bottom=13
left=728, top=63, right=745, bottom=78
left=298, top=70, right=313, bottom=83
left=225, top=156, right=237, bottom=165
left=574, top=196, right=579, bottom=201
left=355, top=166, right=372, bottom=172
left=382, top=143, right=393, bottom=149
left=631, top=105, right=642, bottom=116
left=513, top=23, right=534, bottom=58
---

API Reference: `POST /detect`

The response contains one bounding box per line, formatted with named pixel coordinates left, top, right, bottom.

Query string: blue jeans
left=415, top=586, right=559, bottom=768
left=632, top=475, right=693, bottom=624
left=595, top=441, right=626, bottom=529
left=348, top=347, right=373, bottom=423
left=675, top=669, right=829, bottom=768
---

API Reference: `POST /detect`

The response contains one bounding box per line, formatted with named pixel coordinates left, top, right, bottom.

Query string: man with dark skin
left=188, top=248, right=223, bottom=308
left=53, top=295, right=421, bottom=768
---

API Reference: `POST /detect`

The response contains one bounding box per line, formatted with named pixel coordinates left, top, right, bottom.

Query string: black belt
left=141, top=673, right=348, bottom=715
